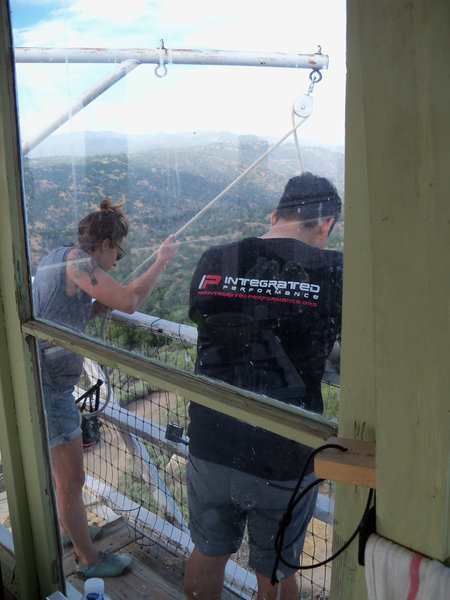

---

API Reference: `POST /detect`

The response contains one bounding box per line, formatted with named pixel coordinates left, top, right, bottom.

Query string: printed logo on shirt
left=199, top=275, right=223, bottom=289
left=197, top=273, right=320, bottom=306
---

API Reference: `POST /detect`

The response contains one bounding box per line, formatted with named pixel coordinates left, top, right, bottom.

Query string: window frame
left=0, top=3, right=339, bottom=597
left=0, top=4, right=65, bottom=596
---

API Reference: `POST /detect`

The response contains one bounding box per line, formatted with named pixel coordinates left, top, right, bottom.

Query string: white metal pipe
left=110, top=309, right=198, bottom=345
left=21, top=59, right=140, bottom=156
left=15, top=46, right=328, bottom=70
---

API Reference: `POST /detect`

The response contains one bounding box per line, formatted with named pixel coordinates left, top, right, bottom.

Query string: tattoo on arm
left=70, top=249, right=99, bottom=286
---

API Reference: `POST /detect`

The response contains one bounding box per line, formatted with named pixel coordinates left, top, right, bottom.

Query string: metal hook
left=154, top=64, right=168, bottom=78
left=307, top=69, right=322, bottom=95
left=309, top=69, right=323, bottom=83
left=155, top=38, right=168, bottom=78
left=293, top=68, right=322, bottom=118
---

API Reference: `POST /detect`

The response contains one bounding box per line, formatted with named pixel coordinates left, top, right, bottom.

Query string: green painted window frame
left=0, top=2, right=338, bottom=597
left=22, top=319, right=338, bottom=448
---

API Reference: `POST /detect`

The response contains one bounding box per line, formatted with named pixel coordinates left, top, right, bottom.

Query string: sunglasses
left=115, top=244, right=127, bottom=261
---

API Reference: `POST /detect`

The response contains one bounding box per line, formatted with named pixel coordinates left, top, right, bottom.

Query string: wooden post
left=332, top=1, right=448, bottom=598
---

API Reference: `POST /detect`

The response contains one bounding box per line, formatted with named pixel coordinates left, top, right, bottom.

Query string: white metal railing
left=110, top=309, right=198, bottom=345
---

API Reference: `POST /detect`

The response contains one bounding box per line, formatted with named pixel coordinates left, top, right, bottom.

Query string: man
left=184, top=173, right=343, bottom=600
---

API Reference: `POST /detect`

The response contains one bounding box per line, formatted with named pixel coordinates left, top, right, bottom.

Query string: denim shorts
left=187, top=454, right=318, bottom=580
left=42, top=383, right=82, bottom=448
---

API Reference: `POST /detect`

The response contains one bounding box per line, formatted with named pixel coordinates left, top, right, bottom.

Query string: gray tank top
left=33, top=246, right=93, bottom=390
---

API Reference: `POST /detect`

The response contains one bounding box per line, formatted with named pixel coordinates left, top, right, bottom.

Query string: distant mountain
left=27, top=130, right=242, bottom=158
left=27, top=129, right=344, bottom=160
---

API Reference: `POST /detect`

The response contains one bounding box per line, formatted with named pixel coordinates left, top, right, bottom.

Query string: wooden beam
left=315, top=437, right=376, bottom=489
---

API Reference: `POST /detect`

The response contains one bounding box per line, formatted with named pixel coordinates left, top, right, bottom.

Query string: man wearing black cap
left=184, top=173, right=343, bottom=600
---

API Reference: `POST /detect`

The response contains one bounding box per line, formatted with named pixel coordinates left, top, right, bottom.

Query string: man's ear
left=319, top=218, right=336, bottom=240
left=270, top=210, right=278, bottom=227
left=102, top=238, right=112, bottom=250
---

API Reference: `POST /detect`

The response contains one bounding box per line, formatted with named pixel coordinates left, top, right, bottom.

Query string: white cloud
left=12, top=0, right=346, bottom=146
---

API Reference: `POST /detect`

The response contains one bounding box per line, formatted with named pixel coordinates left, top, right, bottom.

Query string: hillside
left=23, top=132, right=344, bottom=324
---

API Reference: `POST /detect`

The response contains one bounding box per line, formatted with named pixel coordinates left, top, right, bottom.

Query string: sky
left=10, top=0, right=346, bottom=148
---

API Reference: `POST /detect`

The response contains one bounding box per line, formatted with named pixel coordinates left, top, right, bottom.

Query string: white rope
left=292, top=107, right=304, bottom=174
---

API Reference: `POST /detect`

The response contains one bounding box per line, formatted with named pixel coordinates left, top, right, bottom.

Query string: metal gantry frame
left=14, top=45, right=329, bottom=68
left=15, top=44, right=328, bottom=155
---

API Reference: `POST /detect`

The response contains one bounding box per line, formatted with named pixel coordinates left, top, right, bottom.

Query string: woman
left=33, top=198, right=178, bottom=577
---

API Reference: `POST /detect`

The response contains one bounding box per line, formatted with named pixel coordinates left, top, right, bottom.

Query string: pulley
left=293, top=93, right=313, bottom=118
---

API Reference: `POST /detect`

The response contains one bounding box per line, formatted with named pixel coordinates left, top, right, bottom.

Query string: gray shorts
left=187, top=454, right=318, bottom=580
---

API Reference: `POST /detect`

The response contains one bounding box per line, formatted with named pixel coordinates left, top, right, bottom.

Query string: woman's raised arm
left=66, top=235, right=179, bottom=314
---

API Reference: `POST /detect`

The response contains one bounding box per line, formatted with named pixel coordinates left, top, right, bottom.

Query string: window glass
left=10, top=1, right=345, bottom=593
left=11, top=0, right=345, bottom=438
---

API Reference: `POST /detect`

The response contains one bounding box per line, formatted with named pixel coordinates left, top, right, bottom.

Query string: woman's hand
left=156, top=234, right=180, bottom=267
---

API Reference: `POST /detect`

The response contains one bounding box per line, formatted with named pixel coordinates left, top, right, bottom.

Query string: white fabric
left=365, top=534, right=450, bottom=600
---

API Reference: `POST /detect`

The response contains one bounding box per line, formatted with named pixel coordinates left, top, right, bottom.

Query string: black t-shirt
left=188, top=236, right=343, bottom=480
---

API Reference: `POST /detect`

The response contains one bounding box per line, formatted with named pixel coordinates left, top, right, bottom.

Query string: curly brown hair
left=77, top=198, right=129, bottom=254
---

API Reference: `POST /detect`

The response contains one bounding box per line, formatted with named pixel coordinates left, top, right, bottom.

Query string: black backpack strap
left=75, top=379, right=103, bottom=413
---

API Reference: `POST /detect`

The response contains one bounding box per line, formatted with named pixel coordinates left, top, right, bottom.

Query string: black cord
left=277, top=488, right=373, bottom=575
left=273, top=476, right=325, bottom=578
left=285, top=443, right=348, bottom=511
left=75, top=378, right=103, bottom=413
left=271, top=442, right=376, bottom=585
left=271, top=443, right=347, bottom=584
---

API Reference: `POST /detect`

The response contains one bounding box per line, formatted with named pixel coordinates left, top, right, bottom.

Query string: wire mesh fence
left=81, top=311, right=338, bottom=599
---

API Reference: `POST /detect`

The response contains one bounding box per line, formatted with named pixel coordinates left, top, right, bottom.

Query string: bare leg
left=184, top=547, right=230, bottom=600
left=50, top=434, right=100, bottom=565
left=255, top=572, right=299, bottom=600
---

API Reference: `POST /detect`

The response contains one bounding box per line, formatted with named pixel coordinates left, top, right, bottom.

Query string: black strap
left=75, top=379, right=103, bottom=413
